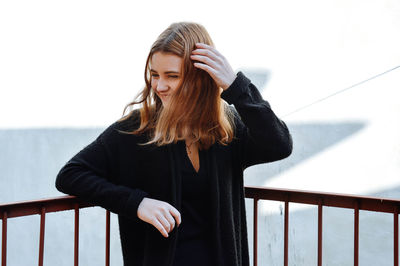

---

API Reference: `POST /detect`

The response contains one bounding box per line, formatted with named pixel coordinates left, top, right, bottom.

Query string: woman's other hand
left=137, top=197, right=182, bottom=238
left=190, top=42, right=236, bottom=91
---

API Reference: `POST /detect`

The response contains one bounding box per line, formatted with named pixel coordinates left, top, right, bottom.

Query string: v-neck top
left=172, top=141, right=215, bottom=266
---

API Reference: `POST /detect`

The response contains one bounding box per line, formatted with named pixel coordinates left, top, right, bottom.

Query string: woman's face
left=150, top=52, right=183, bottom=107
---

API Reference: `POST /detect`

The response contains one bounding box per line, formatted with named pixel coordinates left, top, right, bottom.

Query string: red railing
left=0, top=196, right=110, bottom=266
left=1, top=187, right=400, bottom=266
left=246, top=186, right=400, bottom=266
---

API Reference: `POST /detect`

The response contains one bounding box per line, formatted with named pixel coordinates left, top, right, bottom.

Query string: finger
left=169, top=208, right=182, bottom=226
left=195, top=43, right=224, bottom=58
left=191, top=48, right=220, bottom=63
left=162, top=209, right=176, bottom=231
left=193, top=62, right=217, bottom=77
left=157, top=214, right=173, bottom=233
left=153, top=219, right=169, bottom=237
left=190, top=54, right=218, bottom=70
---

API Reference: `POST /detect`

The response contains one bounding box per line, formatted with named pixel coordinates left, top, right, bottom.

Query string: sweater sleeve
left=221, top=71, right=293, bottom=170
left=55, top=122, right=148, bottom=222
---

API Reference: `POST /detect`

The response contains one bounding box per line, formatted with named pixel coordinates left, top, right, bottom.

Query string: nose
left=156, top=78, right=169, bottom=92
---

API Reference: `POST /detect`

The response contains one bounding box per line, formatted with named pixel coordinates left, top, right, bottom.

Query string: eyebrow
left=150, top=69, right=180, bottom=74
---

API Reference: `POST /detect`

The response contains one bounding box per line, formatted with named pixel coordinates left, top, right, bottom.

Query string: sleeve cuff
left=124, top=188, right=149, bottom=221
left=220, top=71, right=251, bottom=105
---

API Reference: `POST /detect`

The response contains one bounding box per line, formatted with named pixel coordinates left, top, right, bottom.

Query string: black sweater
left=172, top=141, right=214, bottom=265
left=55, top=71, right=293, bottom=266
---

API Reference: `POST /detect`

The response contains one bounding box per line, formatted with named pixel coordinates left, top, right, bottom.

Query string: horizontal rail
left=0, top=196, right=96, bottom=220
left=1, top=186, right=399, bottom=219
left=244, top=186, right=400, bottom=213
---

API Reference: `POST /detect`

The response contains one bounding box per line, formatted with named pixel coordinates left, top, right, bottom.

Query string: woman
left=55, top=22, right=293, bottom=266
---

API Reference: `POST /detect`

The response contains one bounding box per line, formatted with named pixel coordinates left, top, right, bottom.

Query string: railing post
left=1, top=211, right=7, bottom=266
left=318, top=199, right=323, bottom=266
left=74, top=204, right=79, bottom=266
left=354, top=200, right=359, bottom=266
left=105, top=210, right=110, bottom=266
left=253, top=198, right=258, bottom=266
left=38, top=207, right=46, bottom=266
left=284, top=197, right=289, bottom=266
left=395, top=206, right=399, bottom=266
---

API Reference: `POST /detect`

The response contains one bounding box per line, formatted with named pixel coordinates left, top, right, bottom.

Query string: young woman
left=55, top=22, right=293, bottom=266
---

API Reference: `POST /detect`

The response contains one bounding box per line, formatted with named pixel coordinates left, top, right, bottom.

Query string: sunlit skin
left=190, top=43, right=236, bottom=91
left=150, top=52, right=183, bottom=107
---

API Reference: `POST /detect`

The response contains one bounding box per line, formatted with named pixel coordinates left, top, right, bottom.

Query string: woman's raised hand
left=190, top=43, right=236, bottom=91
left=137, top=197, right=181, bottom=238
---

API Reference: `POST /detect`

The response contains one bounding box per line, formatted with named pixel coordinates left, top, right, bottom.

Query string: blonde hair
left=118, top=22, right=235, bottom=150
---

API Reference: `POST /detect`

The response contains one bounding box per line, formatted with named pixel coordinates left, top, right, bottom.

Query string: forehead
left=150, top=52, right=183, bottom=72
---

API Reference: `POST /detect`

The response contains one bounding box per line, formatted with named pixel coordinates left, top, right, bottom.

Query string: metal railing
left=0, top=196, right=110, bottom=266
left=246, top=186, right=400, bottom=266
left=1, top=186, right=400, bottom=266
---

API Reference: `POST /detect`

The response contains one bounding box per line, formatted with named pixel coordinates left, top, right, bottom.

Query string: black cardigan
left=55, top=71, right=293, bottom=266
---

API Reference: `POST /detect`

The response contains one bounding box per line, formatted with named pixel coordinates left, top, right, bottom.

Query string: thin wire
left=282, top=65, right=400, bottom=118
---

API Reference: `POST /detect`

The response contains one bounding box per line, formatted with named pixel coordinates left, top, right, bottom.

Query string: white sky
left=1, top=0, right=399, bottom=128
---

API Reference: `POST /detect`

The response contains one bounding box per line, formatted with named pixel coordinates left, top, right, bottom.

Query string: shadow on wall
left=0, top=127, right=104, bottom=202
left=0, top=121, right=366, bottom=202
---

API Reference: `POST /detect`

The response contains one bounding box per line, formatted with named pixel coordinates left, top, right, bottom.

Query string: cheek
left=151, top=80, right=157, bottom=90
left=171, top=80, right=181, bottom=93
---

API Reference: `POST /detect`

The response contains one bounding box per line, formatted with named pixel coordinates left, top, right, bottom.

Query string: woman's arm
left=56, top=122, right=182, bottom=235
left=191, top=42, right=292, bottom=168
left=55, top=123, right=149, bottom=222
left=221, top=71, right=293, bottom=170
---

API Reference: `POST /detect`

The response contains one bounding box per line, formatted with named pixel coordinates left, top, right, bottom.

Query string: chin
left=159, top=100, right=168, bottom=107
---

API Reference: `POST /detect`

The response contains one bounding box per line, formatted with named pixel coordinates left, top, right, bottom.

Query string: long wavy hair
left=117, top=22, right=235, bottom=150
